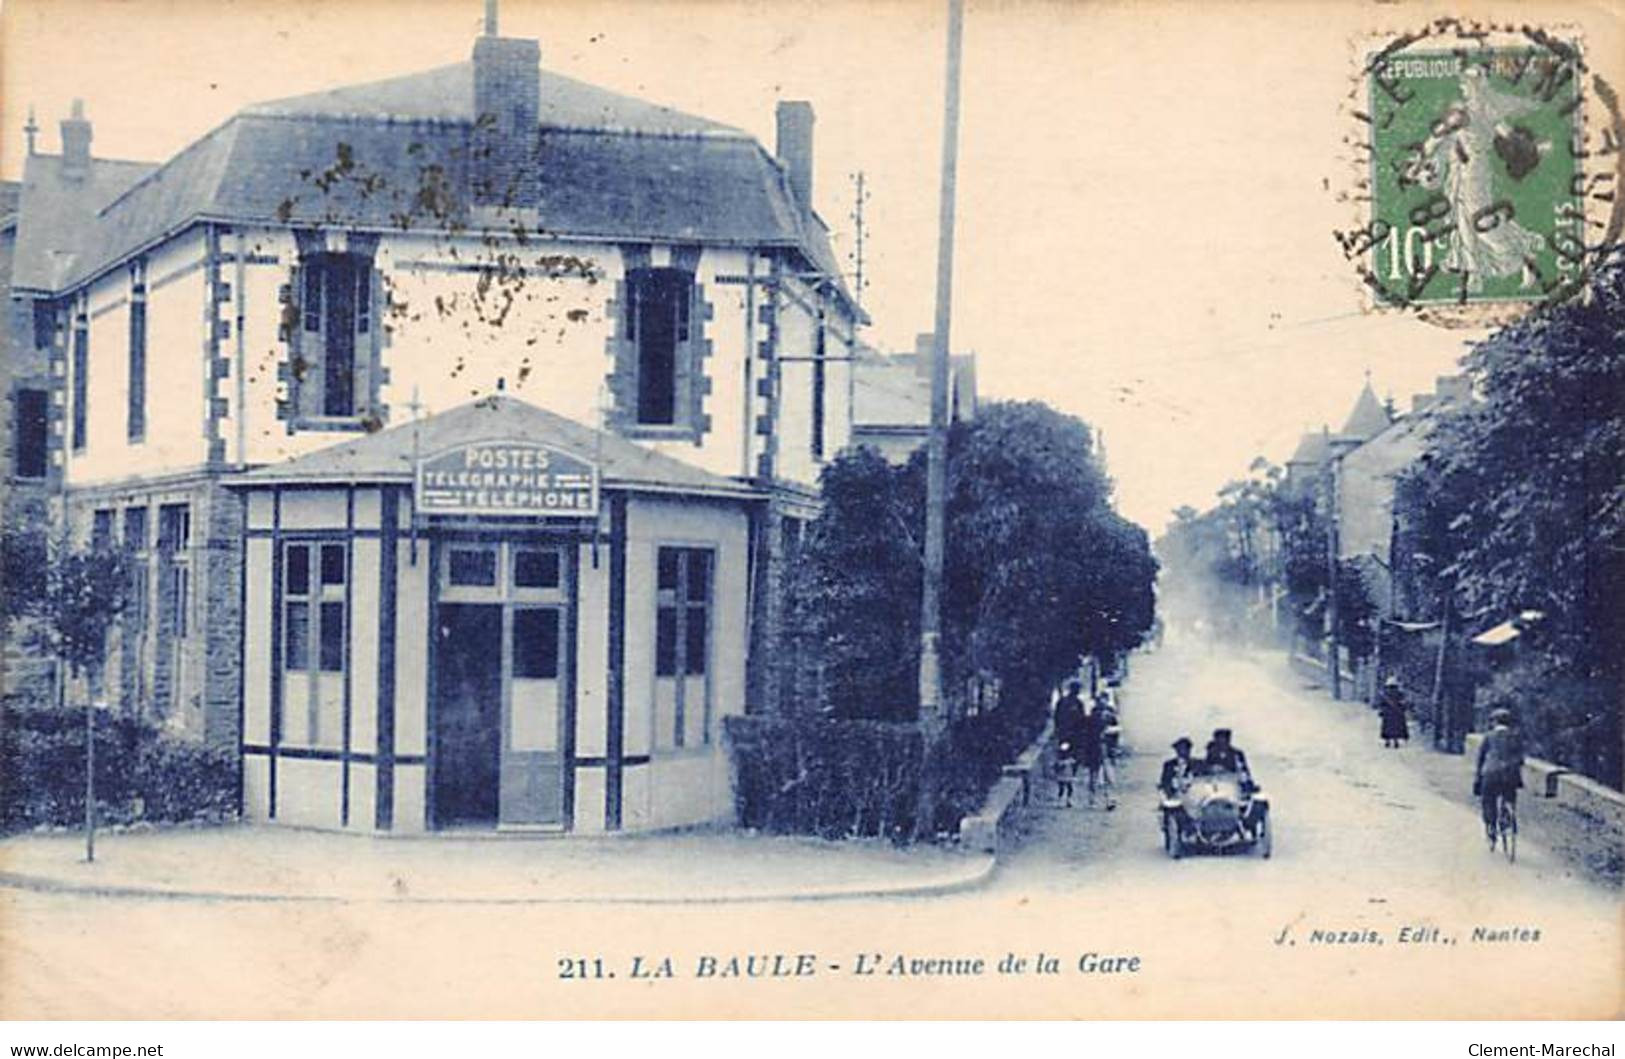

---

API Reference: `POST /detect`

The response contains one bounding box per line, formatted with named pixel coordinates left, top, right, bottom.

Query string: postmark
left=1337, top=19, right=1624, bottom=323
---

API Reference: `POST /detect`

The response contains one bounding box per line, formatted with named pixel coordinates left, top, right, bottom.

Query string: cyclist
left=1473, top=708, right=1525, bottom=848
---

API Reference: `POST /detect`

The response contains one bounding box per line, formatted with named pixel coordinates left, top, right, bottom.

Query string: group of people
left=1157, top=727, right=1255, bottom=798
left=1053, top=681, right=1121, bottom=810
left=1053, top=666, right=1526, bottom=853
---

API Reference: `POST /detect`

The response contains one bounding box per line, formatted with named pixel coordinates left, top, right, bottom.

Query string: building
left=3, top=14, right=866, bottom=832
left=1335, top=375, right=1470, bottom=607
left=850, top=332, right=976, bottom=462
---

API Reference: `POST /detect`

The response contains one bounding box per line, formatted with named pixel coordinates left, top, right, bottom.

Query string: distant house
left=850, top=332, right=977, bottom=463
left=2, top=17, right=868, bottom=834
left=1277, top=374, right=1471, bottom=681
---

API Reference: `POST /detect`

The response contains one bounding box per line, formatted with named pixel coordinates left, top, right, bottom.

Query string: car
left=1159, top=769, right=1271, bottom=859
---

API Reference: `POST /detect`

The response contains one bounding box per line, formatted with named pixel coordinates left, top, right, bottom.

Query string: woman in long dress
left=1379, top=678, right=1410, bottom=749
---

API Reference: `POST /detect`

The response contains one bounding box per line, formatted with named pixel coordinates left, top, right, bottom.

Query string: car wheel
left=1256, top=811, right=1272, bottom=859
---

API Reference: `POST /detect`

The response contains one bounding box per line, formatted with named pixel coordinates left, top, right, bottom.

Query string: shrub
left=724, top=690, right=1050, bottom=843
left=0, top=700, right=238, bottom=831
left=1473, top=660, right=1622, bottom=790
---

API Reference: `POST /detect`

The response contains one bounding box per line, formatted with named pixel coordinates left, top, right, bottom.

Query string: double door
left=433, top=538, right=572, bottom=830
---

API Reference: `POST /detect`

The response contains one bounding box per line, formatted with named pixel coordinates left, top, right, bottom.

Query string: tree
left=2, top=523, right=131, bottom=859
left=1408, top=253, right=1625, bottom=785
left=2, top=524, right=130, bottom=691
left=788, top=401, right=1158, bottom=721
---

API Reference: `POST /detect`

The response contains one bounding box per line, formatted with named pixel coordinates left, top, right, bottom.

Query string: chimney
left=60, top=99, right=92, bottom=181
left=1435, top=374, right=1470, bottom=402
left=472, top=28, right=540, bottom=208
left=913, top=332, right=934, bottom=376
left=775, top=100, right=815, bottom=213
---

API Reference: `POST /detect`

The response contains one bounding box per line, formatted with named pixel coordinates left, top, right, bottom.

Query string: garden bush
left=724, top=691, right=1050, bottom=843
left=0, top=700, right=237, bottom=831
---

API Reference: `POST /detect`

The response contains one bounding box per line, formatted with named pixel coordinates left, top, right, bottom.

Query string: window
left=127, top=260, right=147, bottom=443
left=448, top=546, right=498, bottom=587
left=158, top=504, right=191, bottom=639
left=32, top=300, right=55, bottom=351
left=91, top=509, right=114, bottom=551
left=623, top=267, right=695, bottom=428
left=654, top=546, right=713, bottom=749
left=71, top=306, right=88, bottom=452
left=289, top=250, right=375, bottom=421
left=513, top=548, right=561, bottom=589
left=14, top=388, right=48, bottom=478
left=512, top=608, right=561, bottom=679
left=123, top=507, right=150, bottom=635
left=282, top=540, right=346, bottom=748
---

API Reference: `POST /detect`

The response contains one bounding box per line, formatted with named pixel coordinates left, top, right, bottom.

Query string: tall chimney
left=60, top=99, right=92, bottom=181
left=472, top=31, right=540, bottom=208
left=775, top=100, right=815, bottom=213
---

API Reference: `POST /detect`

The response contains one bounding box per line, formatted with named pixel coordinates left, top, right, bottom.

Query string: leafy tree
left=789, top=401, right=1157, bottom=721
left=1416, top=256, right=1623, bottom=676
left=2, top=524, right=130, bottom=694
left=1408, top=253, right=1625, bottom=785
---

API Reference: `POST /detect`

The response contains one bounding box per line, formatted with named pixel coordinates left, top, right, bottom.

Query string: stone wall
left=1462, top=732, right=1623, bottom=884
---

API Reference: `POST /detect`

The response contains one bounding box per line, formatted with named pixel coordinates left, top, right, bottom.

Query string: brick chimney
left=775, top=100, right=815, bottom=214
left=471, top=24, right=540, bottom=209
left=60, top=99, right=92, bottom=182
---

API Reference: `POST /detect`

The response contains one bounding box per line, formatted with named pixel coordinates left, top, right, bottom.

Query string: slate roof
left=1339, top=381, right=1393, bottom=442
left=10, top=154, right=158, bottom=291
left=25, top=54, right=857, bottom=315
left=852, top=350, right=977, bottom=430
left=0, top=180, right=21, bottom=229
left=233, top=395, right=762, bottom=500
left=1287, top=428, right=1330, bottom=466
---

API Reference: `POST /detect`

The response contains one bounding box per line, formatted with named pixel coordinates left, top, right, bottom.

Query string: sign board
left=415, top=439, right=599, bottom=518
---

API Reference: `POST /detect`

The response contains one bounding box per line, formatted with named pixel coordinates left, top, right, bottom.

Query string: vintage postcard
left=0, top=0, right=1621, bottom=1025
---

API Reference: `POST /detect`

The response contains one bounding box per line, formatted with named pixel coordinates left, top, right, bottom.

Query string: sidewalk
left=0, top=823, right=993, bottom=904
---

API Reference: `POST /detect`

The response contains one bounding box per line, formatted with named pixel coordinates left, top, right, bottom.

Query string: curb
left=0, top=853, right=997, bottom=906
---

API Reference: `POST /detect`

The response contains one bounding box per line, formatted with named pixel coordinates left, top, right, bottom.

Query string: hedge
left=0, top=701, right=238, bottom=832
left=724, top=697, right=1048, bottom=843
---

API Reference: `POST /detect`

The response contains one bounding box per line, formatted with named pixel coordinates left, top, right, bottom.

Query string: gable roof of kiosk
left=233, top=395, right=762, bottom=500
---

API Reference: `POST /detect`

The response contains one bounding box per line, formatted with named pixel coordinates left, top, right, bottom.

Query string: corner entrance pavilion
left=230, top=396, right=757, bottom=834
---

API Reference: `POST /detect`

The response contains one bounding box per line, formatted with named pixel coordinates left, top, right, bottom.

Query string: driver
left=1205, top=728, right=1255, bottom=791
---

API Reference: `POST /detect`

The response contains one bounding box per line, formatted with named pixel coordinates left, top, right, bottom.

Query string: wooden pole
left=918, top=0, right=964, bottom=719
left=84, top=698, right=95, bottom=863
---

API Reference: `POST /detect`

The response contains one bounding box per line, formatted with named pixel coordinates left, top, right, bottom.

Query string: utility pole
left=918, top=0, right=964, bottom=719
left=849, top=171, right=869, bottom=311
left=1327, top=456, right=1342, bottom=701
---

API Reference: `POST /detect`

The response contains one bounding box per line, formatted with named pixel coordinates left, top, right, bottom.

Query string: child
left=1054, top=742, right=1079, bottom=807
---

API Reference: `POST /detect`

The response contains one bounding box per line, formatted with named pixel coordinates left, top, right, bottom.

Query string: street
left=2, top=639, right=1619, bottom=1020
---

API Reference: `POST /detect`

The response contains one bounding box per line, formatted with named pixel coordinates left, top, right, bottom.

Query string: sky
left=3, top=0, right=1620, bottom=531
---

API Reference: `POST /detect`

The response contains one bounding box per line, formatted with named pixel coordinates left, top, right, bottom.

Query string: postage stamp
left=1340, top=20, right=1623, bottom=318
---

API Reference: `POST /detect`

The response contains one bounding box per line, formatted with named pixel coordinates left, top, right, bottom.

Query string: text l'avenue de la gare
left=557, top=951, right=1144, bottom=981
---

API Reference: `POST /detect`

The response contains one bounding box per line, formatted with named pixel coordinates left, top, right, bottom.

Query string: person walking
left=1053, top=681, right=1088, bottom=807
left=1080, top=700, right=1116, bottom=811
left=1379, top=676, right=1410, bottom=749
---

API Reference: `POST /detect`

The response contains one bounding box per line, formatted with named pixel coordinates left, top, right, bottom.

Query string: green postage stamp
left=1347, top=22, right=1618, bottom=311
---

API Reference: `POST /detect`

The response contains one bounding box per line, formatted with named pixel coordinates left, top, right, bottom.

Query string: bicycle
left=1489, top=791, right=1518, bottom=863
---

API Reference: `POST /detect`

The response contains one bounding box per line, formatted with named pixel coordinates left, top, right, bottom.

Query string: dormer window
left=282, top=237, right=381, bottom=430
